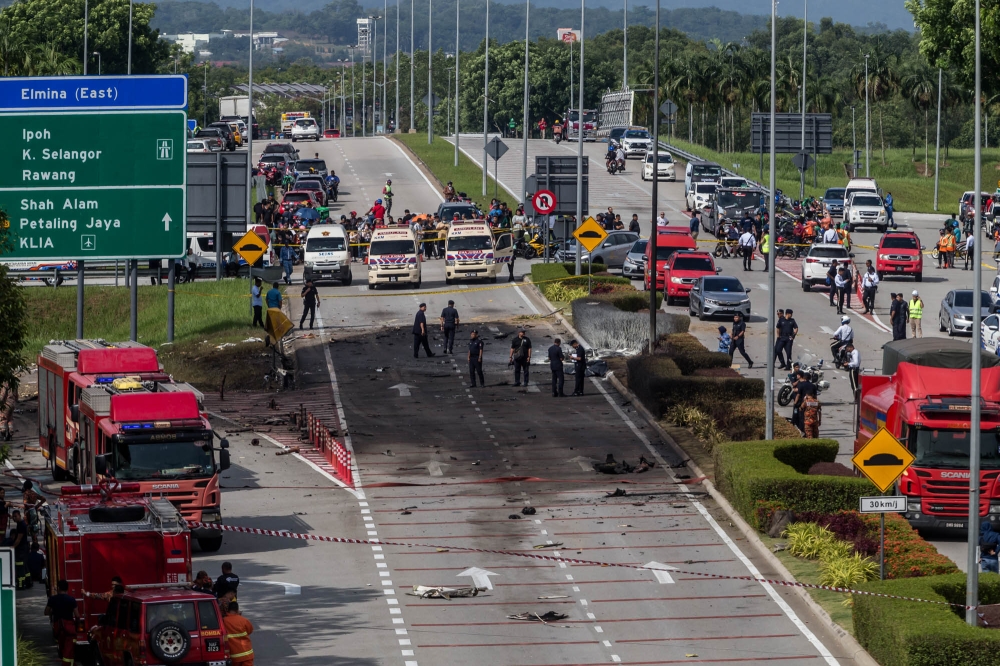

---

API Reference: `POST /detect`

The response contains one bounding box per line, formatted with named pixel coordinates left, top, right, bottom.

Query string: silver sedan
left=688, top=275, right=751, bottom=320
left=939, top=289, right=993, bottom=336
left=622, top=239, right=647, bottom=279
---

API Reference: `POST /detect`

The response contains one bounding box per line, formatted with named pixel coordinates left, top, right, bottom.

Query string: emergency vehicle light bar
left=61, top=483, right=142, bottom=495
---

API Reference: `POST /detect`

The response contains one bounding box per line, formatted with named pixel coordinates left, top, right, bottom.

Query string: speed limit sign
left=532, top=189, right=557, bottom=215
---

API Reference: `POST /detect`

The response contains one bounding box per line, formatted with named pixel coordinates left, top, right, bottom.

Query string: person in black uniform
left=889, top=292, right=908, bottom=341
left=468, top=330, right=485, bottom=387
left=827, top=260, right=839, bottom=307
left=300, top=280, right=319, bottom=329
left=45, top=579, right=79, bottom=665
left=774, top=309, right=798, bottom=370
left=412, top=303, right=435, bottom=358
left=439, top=300, right=460, bottom=353
left=729, top=313, right=753, bottom=367
left=509, top=330, right=532, bottom=387
left=507, top=251, right=517, bottom=282
left=548, top=338, right=566, bottom=397
left=214, top=562, right=240, bottom=599
left=570, top=340, right=588, bottom=395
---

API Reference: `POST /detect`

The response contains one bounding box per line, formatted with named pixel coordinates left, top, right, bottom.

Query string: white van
left=367, top=226, right=421, bottom=289
left=684, top=160, right=722, bottom=198
left=444, top=221, right=513, bottom=284
left=842, top=178, right=880, bottom=220
left=303, top=224, right=352, bottom=285
left=186, top=232, right=219, bottom=270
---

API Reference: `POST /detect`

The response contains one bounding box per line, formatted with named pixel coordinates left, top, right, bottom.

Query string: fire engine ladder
left=62, top=534, right=85, bottom=587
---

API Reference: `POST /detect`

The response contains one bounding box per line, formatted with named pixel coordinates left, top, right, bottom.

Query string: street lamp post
left=428, top=0, right=433, bottom=144
left=383, top=0, right=388, bottom=133
left=521, top=0, right=530, bottom=205
left=83, top=0, right=88, bottom=75
left=93, top=51, right=101, bottom=75
left=373, top=16, right=379, bottom=133
left=247, top=0, right=255, bottom=231
left=865, top=53, right=870, bottom=177
left=799, top=0, right=807, bottom=199
left=454, top=0, right=460, bottom=166
left=395, top=0, right=400, bottom=132
left=127, top=0, right=133, bottom=74
left=765, top=0, right=778, bottom=440
left=623, top=0, right=627, bottom=88
left=574, top=0, right=584, bottom=276
left=351, top=47, right=358, bottom=137
left=204, top=62, right=209, bottom=127
left=410, top=0, right=415, bottom=132
left=482, top=0, right=490, bottom=195
left=647, top=0, right=659, bottom=344
left=933, top=68, right=943, bottom=210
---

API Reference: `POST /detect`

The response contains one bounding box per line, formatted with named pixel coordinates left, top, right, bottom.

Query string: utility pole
left=648, top=0, right=659, bottom=348
left=454, top=0, right=460, bottom=166
left=623, top=0, right=627, bottom=88
left=865, top=53, right=870, bottom=177
left=933, top=68, right=943, bottom=210
left=799, top=0, right=806, bottom=199
left=482, top=0, right=490, bottom=195
left=410, top=0, right=415, bottom=131
left=428, top=0, right=433, bottom=144
left=521, top=0, right=530, bottom=204
left=574, top=0, right=585, bottom=276
left=765, top=0, right=777, bottom=440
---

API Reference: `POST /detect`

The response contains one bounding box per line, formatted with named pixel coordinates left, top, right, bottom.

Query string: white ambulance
left=366, top=226, right=421, bottom=289
left=444, top=221, right=513, bottom=284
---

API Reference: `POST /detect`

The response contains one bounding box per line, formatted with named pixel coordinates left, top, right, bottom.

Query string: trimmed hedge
left=854, top=574, right=1000, bottom=666
left=532, top=262, right=571, bottom=284
left=714, top=439, right=872, bottom=529
left=561, top=261, right=607, bottom=275
left=596, top=291, right=665, bottom=312
left=627, top=355, right=762, bottom=417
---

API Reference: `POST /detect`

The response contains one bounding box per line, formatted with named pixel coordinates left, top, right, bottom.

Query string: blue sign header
left=0, top=75, right=187, bottom=112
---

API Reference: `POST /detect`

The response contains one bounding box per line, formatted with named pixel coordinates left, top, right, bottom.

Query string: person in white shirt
left=861, top=265, right=879, bottom=314
left=656, top=212, right=668, bottom=227
left=738, top=230, right=757, bottom=271
left=845, top=343, right=861, bottom=397
left=830, top=315, right=854, bottom=363
left=822, top=226, right=839, bottom=244
left=965, top=233, right=975, bottom=270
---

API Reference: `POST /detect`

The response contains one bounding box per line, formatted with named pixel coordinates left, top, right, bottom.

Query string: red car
left=661, top=251, right=720, bottom=305
left=279, top=190, right=321, bottom=215
left=323, top=128, right=340, bottom=138
left=89, top=586, right=230, bottom=666
left=875, top=229, right=923, bottom=281
left=643, top=227, right=698, bottom=292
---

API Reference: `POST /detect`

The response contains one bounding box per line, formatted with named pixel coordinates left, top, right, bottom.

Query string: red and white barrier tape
left=188, top=521, right=974, bottom=610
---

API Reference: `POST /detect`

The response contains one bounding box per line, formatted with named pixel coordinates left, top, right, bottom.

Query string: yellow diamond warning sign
left=852, top=427, right=915, bottom=493
left=573, top=217, right=608, bottom=253
left=233, top=229, right=267, bottom=267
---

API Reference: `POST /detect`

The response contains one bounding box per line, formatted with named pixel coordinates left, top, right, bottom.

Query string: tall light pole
left=865, top=53, right=870, bottom=177
left=203, top=62, right=209, bottom=127
left=933, top=68, right=943, bottom=210
left=83, top=0, right=88, bottom=75
left=622, top=0, right=627, bottom=88
left=968, top=0, right=984, bottom=626
left=647, top=0, right=659, bottom=345
left=410, top=0, right=415, bottom=131
left=127, top=0, right=133, bottom=74
left=427, top=0, right=433, bottom=144
left=454, top=0, right=460, bottom=166
left=569, top=38, right=573, bottom=117
left=247, top=0, right=255, bottom=231
left=341, top=61, right=347, bottom=133
left=351, top=47, right=357, bottom=137
left=765, top=0, right=777, bottom=440
left=521, top=0, right=530, bottom=204
left=373, top=16, right=379, bottom=133
left=799, top=0, right=806, bottom=199
left=395, top=0, right=400, bottom=131
left=482, top=0, right=490, bottom=195
left=384, top=0, right=388, bottom=132
left=574, top=0, right=584, bottom=276
left=93, top=51, right=101, bottom=75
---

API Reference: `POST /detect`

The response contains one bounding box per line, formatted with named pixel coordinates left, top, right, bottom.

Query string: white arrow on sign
left=567, top=456, right=598, bottom=472
left=457, top=567, right=499, bottom=590
left=163, top=213, right=172, bottom=231
left=642, top=561, right=679, bottom=584
left=389, top=383, right=416, bottom=397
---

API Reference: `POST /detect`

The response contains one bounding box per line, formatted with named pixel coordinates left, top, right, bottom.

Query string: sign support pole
left=130, top=260, right=138, bottom=341
left=167, top=259, right=176, bottom=342
left=879, top=510, right=885, bottom=580
left=216, top=153, right=223, bottom=281
left=76, top=260, right=85, bottom=338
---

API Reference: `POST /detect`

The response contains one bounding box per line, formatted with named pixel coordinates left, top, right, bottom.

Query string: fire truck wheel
left=198, top=535, right=223, bottom=552
left=50, top=442, right=69, bottom=482
left=149, top=622, right=191, bottom=662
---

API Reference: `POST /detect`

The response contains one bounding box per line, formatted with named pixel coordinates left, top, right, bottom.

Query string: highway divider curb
left=604, top=370, right=880, bottom=666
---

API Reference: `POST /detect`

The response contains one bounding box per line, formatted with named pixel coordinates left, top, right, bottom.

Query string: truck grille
left=921, top=477, right=992, bottom=516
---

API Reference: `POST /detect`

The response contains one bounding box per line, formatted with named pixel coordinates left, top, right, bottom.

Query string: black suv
left=207, top=122, right=237, bottom=151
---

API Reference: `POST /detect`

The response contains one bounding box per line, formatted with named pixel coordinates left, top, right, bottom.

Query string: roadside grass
left=394, top=134, right=508, bottom=210
left=17, top=636, right=46, bottom=666
left=22, top=280, right=277, bottom=390
left=664, top=137, right=1000, bottom=215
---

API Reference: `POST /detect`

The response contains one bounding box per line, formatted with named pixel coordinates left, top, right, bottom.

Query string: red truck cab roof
left=77, top=347, right=160, bottom=374
left=110, top=392, right=201, bottom=422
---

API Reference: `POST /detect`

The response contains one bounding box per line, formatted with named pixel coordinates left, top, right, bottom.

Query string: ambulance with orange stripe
left=444, top=220, right=513, bottom=284
left=366, top=226, right=421, bottom=289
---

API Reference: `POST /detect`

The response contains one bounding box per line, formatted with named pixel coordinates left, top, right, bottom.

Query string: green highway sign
left=0, top=187, right=185, bottom=260
left=0, top=587, right=14, bottom=666
left=0, top=108, right=187, bottom=260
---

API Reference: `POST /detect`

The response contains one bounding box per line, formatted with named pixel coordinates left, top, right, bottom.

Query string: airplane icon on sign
left=81, top=234, right=96, bottom=251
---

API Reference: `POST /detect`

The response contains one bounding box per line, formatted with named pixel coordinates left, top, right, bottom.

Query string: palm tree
left=0, top=19, right=27, bottom=77
left=851, top=40, right=900, bottom=165
left=901, top=65, right=937, bottom=177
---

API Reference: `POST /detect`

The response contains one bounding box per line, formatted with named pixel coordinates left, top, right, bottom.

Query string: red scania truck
left=855, top=339, right=1000, bottom=531
left=38, top=341, right=230, bottom=551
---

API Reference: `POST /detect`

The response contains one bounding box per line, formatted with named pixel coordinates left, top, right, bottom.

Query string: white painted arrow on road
left=241, top=580, right=302, bottom=595
left=642, top=561, right=679, bottom=584
left=389, top=383, right=416, bottom=397
left=422, top=460, right=450, bottom=477
left=163, top=213, right=172, bottom=231
left=567, top=456, right=598, bottom=472
left=457, top=567, right=499, bottom=590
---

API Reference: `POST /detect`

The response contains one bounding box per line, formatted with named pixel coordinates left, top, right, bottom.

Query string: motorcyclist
left=326, top=171, right=340, bottom=202
left=553, top=119, right=563, bottom=141
left=383, top=179, right=394, bottom=215
left=367, top=199, right=386, bottom=225
left=443, top=181, right=456, bottom=202
left=830, top=315, right=854, bottom=366
left=606, top=141, right=617, bottom=168
left=614, top=144, right=626, bottom=171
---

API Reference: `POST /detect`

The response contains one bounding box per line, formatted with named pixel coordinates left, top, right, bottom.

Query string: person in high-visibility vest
left=941, top=228, right=957, bottom=268
left=908, top=290, right=924, bottom=338
left=224, top=601, right=255, bottom=665
left=760, top=231, right=770, bottom=271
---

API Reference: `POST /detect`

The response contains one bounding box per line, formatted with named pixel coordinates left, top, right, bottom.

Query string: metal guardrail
left=656, top=139, right=766, bottom=190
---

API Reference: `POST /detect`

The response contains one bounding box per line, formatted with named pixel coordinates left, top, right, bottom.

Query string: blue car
left=823, top=187, right=846, bottom=218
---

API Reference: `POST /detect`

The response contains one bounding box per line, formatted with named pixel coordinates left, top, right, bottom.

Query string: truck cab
left=444, top=220, right=512, bottom=284
left=857, top=339, right=1000, bottom=531
left=700, top=187, right=764, bottom=236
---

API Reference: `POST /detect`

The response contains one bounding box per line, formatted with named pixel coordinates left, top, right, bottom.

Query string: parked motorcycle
left=777, top=358, right=830, bottom=406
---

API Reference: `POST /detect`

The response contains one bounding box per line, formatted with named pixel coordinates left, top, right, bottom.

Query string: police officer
left=729, top=313, right=753, bottom=367
left=439, top=300, right=460, bottom=354
left=468, top=330, right=485, bottom=388
left=299, top=280, right=319, bottom=330
left=509, top=330, right=532, bottom=387
left=548, top=338, right=566, bottom=397
left=861, top=265, right=879, bottom=314
left=774, top=309, right=798, bottom=371
left=570, top=340, right=588, bottom=396
left=889, top=292, right=908, bottom=341
left=845, top=342, right=861, bottom=400
left=412, top=303, right=436, bottom=358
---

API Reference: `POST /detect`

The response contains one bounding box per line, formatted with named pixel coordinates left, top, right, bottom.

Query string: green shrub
left=627, top=354, right=763, bottom=417
left=714, top=439, right=872, bottom=529
left=532, top=263, right=571, bottom=284
left=853, top=574, right=1000, bottom=666
left=593, top=290, right=666, bottom=312
left=561, top=262, right=607, bottom=275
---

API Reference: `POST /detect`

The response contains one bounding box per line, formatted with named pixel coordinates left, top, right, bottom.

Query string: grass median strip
left=394, top=134, right=508, bottom=209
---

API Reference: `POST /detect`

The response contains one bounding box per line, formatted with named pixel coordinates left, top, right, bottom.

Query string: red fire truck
left=38, top=341, right=230, bottom=551
left=565, top=108, right=598, bottom=141
left=856, top=339, right=1000, bottom=531
left=44, top=482, right=194, bottom=656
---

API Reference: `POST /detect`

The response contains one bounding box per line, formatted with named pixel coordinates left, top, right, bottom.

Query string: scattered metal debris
left=408, top=585, right=484, bottom=599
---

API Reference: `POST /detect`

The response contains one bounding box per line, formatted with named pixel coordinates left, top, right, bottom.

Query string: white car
left=983, top=313, right=1000, bottom=352
left=291, top=117, right=321, bottom=142
left=187, top=139, right=213, bottom=153
left=844, top=191, right=888, bottom=233
left=620, top=128, right=653, bottom=158
left=800, top=243, right=851, bottom=291
left=686, top=182, right=717, bottom=212
left=720, top=176, right=748, bottom=188
left=641, top=151, right=676, bottom=181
